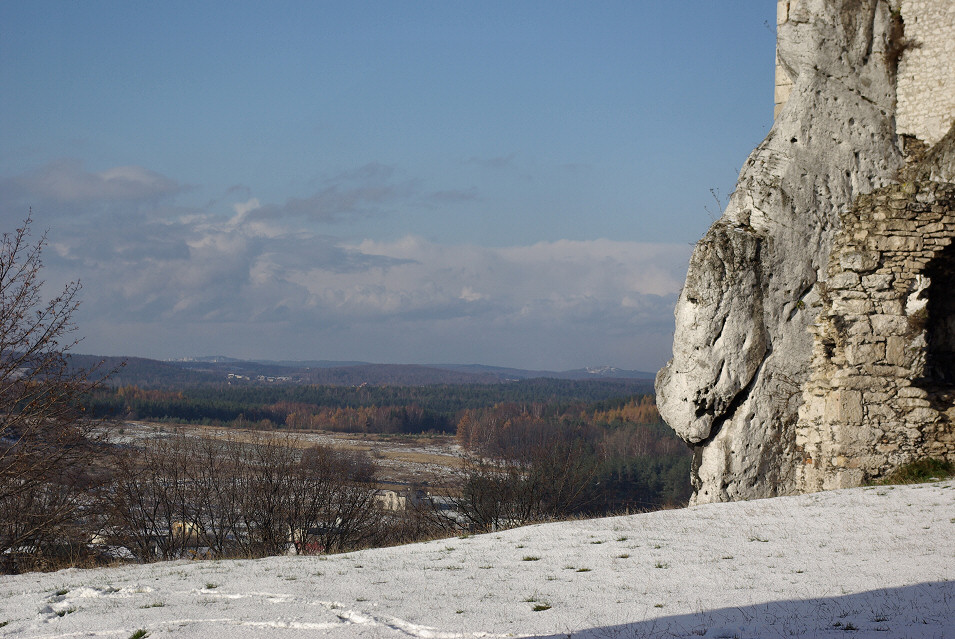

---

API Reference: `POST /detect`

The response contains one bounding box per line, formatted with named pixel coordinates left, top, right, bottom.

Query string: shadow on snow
left=533, top=581, right=955, bottom=639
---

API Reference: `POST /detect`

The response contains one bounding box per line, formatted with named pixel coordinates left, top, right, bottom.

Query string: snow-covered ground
left=2, top=481, right=953, bottom=638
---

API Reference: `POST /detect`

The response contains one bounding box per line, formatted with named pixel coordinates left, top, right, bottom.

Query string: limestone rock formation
left=656, top=0, right=955, bottom=503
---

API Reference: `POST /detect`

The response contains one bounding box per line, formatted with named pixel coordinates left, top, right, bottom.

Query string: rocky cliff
left=656, top=0, right=955, bottom=503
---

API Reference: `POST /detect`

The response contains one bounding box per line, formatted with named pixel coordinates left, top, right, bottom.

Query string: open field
left=108, top=421, right=463, bottom=486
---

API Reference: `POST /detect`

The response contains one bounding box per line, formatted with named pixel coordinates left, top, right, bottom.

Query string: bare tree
left=453, top=437, right=598, bottom=533
left=105, top=429, right=388, bottom=562
left=105, top=432, right=196, bottom=562
left=187, top=435, right=247, bottom=558
left=234, top=432, right=297, bottom=557
left=453, top=455, right=524, bottom=532
left=0, top=215, right=111, bottom=572
left=293, top=444, right=381, bottom=554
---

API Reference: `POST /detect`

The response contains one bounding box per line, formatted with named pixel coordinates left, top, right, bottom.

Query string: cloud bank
left=1, top=161, right=690, bottom=370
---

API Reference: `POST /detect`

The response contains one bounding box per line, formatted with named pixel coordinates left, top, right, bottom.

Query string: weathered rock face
left=656, top=0, right=911, bottom=504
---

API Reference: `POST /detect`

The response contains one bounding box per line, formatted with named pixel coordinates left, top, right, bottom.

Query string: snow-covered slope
left=2, top=481, right=953, bottom=638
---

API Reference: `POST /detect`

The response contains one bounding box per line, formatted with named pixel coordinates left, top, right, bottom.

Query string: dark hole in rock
left=923, top=243, right=955, bottom=384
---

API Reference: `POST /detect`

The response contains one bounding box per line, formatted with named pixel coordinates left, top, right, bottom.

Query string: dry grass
left=118, top=421, right=462, bottom=485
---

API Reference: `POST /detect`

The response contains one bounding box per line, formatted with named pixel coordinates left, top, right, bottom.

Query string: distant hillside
left=68, top=354, right=656, bottom=388
left=67, top=355, right=221, bottom=388
left=432, top=363, right=655, bottom=380
left=176, top=361, right=504, bottom=386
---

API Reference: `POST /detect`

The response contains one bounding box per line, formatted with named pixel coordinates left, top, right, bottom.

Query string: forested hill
left=86, top=377, right=656, bottom=431
left=66, top=354, right=654, bottom=389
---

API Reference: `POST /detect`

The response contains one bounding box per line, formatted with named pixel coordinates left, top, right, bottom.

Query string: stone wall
left=897, top=0, right=955, bottom=145
left=796, top=177, right=955, bottom=490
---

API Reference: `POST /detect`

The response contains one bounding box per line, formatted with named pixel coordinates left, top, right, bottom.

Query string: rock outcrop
left=656, top=0, right=955, bottom=503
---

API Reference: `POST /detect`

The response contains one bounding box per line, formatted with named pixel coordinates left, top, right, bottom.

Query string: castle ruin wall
left=796, top=177, right=955, bottom=490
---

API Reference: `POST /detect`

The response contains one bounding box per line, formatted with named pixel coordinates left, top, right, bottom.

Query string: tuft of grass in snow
left=522, top=556, right=540, bottom=561
left=53, top=589, right=69, bottom=597
left=128, top=630, right=149, bottom=639
left=617, top=553, right=630, bottom=559
left=204, top=583, right=218, bottom=590
left=140, top=602, right=165, bottom=609
left=524, top=596, right=551, bottom=611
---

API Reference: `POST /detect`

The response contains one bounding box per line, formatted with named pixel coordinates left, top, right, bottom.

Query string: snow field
left=0, top=481, right=952, bottom=638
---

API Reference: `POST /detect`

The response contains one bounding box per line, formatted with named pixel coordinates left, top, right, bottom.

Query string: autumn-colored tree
left=590, top=395, right=661, bottom=424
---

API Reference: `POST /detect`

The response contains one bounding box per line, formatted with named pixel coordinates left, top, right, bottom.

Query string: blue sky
left=0, top=2, right=776, bottom=371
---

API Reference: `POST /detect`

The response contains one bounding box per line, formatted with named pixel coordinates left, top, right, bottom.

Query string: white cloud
left=347, top=236, right=688, bottom=315
left=231, top=197, right=261, bottom=220
left=459, top=287, right=486, bottom=302
left=62, top=221, right=689, bottom=367
left=0, top=159, right=182, bottom=207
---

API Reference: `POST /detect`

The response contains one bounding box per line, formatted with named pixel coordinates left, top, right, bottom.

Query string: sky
left=1, top=479, right=953, bottom=637
left=0, top=2, right=777, bottom=371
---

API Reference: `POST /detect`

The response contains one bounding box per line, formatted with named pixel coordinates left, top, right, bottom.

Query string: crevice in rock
left=692, top=356, right=769, bottom=451
left=712, top=315, right=728, bottom=345
left=787, top=282, right=816, bottom=321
